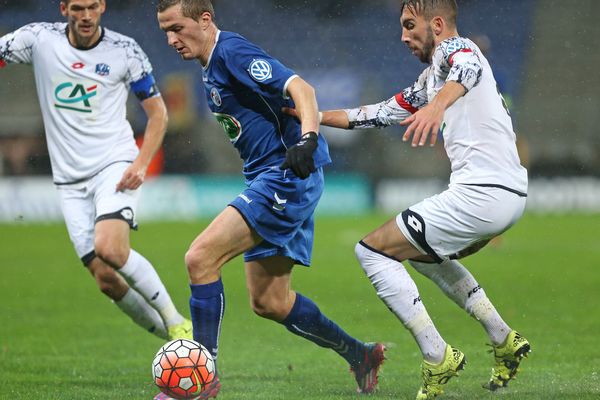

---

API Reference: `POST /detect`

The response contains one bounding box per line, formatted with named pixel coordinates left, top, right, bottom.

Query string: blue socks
left=281, top=293, right=364, bottom=367
left=190, top=282, right=364, bottom=369
left=190, top=279, right=225, bottom=365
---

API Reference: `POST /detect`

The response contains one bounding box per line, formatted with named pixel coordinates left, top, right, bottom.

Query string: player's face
left=61, top=0, right=106, bottom=48
left=158, top=4, right=210, bottom=61
left=400, top=7, right=435, bottom=64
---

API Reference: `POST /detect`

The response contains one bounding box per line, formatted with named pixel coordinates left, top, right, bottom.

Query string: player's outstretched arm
left=282, top=107, right=350, bottom=129
left=282, top=88, right=423, bottom=132
left=320, top=110, right=351, bottom=128
left=116, top=96, right=168, bottom=191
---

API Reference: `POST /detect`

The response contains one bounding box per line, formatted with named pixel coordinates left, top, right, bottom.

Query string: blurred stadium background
left=1, top=0, right=599, bottom=221
left=1, top=1, right=600, bottom=399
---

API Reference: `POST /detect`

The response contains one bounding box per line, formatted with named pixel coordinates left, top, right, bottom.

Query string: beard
left=419, top=26, right=435, bottom=63
left=69, top=20, right=101, bottom=48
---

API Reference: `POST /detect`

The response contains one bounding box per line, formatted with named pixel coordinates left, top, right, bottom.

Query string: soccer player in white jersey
left=0, top=0, right=193, bottom=341
left=287, top=0, right=531, bottom=398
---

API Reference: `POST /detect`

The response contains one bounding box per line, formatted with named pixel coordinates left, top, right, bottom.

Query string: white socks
left=355, top=242, right=447, bottom=363
left=409, top=259, right=511, bottom=345
left=118, top=249, right=184, bottom=328
left=115, top=288, right=168, bottom=339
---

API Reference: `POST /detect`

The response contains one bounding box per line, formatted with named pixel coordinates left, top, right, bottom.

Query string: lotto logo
left=407, top=215, right=423, bottom=233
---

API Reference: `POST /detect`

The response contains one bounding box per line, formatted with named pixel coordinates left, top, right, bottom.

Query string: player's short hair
left=401, top=0, right=458, bottom=26
left=156, top=0, right=215, bottom=20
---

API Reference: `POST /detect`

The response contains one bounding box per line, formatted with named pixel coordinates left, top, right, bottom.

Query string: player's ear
left=199, top=11, right=212, bottom=27
left=431, top=16, right=444, bottom=36
left=60, top=1, right=68, bottom=17
left=100, top=0, right=107, bottom=13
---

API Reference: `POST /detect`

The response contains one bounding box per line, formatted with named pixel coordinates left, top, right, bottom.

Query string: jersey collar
left=202, top=29, right=220, bottom=70
left=64, top=25, right=105, bottom=50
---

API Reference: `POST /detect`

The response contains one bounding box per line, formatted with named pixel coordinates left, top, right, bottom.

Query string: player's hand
left=116, top=163, right=146, bottom=191
left=282, top=107, right=299, bottom=120
left=279, top=131, right=318, bottom=179
left=400, top=102, right=444, bottom=147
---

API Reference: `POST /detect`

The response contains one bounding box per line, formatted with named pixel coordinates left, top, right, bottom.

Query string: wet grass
left=1, top=213, right=598, bottom=399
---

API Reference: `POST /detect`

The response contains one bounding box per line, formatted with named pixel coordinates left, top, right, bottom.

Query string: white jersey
left=345, top=36, right=528, bottom=195
left=0, top=22, right=158, bottom=184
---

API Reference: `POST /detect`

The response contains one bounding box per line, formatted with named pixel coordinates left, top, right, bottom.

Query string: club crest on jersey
left=210, top=87, right=222, bottom=107
left=248, top=59, right=272, bottom=82
left=95, top=63, right=111, bottom=76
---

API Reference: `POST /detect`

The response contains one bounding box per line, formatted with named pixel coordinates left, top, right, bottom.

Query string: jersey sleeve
left=436, top=37, right=482, bottom=92
left=345, top=68, right=429, bottom=129
left=124, top=39, right=160, bottom=100
left=221, top=36, right=296, bottom=98
left=0, top=23, right=42, bottom=66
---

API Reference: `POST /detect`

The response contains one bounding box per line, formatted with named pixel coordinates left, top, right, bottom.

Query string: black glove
left=279, top=131, right=318, bottom=179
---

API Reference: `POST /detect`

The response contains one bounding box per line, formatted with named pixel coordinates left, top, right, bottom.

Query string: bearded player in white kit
left=286, top=0, right=531, bottom=399
left=0, top=0, right=193, bottom=341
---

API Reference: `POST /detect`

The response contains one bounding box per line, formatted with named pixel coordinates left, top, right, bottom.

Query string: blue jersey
left=202, top=31, right=331, bottom=182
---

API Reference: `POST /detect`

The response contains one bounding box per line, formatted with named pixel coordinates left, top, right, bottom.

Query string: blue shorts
left=229, top=167, right=324, bottom=266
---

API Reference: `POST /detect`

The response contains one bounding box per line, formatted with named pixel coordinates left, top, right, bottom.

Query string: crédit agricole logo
left=54, top=80, right=98, bottom=113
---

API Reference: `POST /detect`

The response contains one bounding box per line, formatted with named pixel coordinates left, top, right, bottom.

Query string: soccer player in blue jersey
left=156, top=0, right=385, bottom=398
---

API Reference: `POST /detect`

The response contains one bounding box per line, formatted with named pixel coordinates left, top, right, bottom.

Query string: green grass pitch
left=1, top=213, right=599, bottom=399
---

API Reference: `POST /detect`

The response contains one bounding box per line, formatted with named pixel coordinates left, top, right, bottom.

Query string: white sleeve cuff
left=282, top=74, right=299, bottom=99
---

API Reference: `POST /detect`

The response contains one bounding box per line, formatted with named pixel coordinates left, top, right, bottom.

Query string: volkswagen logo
left=249, top=59, right=272, bottom=82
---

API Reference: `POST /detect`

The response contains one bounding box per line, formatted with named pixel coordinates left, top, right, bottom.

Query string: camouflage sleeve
left=125, top=39, right=160, bottom=100
left=125, top=39, right=154, bottom=84
left=345, top=68, right=429, bottom=129
left=438, top=37, right=482, bottom=92
left=0, top=23, right=42, bottom=66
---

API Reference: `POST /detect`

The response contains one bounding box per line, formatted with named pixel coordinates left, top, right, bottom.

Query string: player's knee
left=184, top=246, right=204, bottom=272
left=184, top=245, right=218, bottom=281
left=95, top=240, right=129, bottom=268
left=249, top=296, right=285, bottom=321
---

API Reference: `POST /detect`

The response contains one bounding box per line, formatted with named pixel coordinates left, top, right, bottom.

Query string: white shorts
left=56, top=162, right=139, bottom=263
left=396, top=184, right=526, bottom=262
